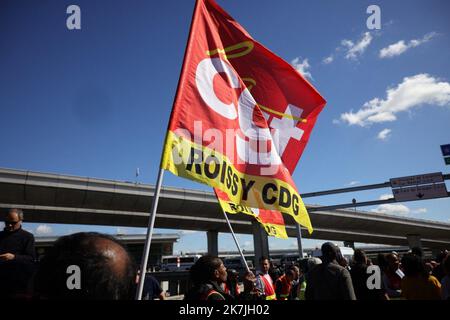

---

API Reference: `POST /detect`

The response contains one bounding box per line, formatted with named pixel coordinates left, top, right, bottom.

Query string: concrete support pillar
left=207, top=230, right=219, bottom=257
left=252, top=220, right=269, bottom=267
left=406, top=234, right=422, bottom=250
left=295, top=224, right=304, bottom=258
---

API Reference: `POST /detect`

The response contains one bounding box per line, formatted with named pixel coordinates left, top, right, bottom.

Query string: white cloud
left=372, top=202, right=427, bottom=216
left=243, top=241, right=252, bottom=249
left=269, top=239, right=298, bottom=250
left=412, top=208, right=427, bottom=214
left=379, top=194, right=393, bottom=200
left=377, top=128, right=392, bottom=140
left=36, top=224, right=53, bottom=235
left=340, top=74, right=450, bottom=126
left=341, top=32, right=373, bottom=60
left=291, top=57, right=312, bottom=80
left=23, top=228, right=34, bottom=234
left=116, top=227, right=128, bottom=235
left=371, top=204, right=410, bottom=216
left=323, top=55, right=334, bottom=64
left=379, top=32, right=436, bottom=58
left=179, top=230, right=199, bottom=236
left=380, top=41, right=408, bottom=58
left=288, top=240, right=298, bottom=249
left=347, top=181, right=360, bottom=186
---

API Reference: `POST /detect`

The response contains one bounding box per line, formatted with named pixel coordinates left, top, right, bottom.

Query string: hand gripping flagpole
left=135, top=0, right=201, bottom=300
left=222, top=210, right=250, bottom=273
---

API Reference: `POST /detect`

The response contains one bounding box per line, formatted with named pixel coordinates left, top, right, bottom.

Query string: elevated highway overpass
left=1, top=168, right=449, bottom=261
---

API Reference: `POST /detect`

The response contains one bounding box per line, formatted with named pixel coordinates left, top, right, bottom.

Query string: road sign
left=441, top=144, right=450, bottom=157
left=393, top=183, right=448, bottom=202
left=390, top=172, right=443, bottom=188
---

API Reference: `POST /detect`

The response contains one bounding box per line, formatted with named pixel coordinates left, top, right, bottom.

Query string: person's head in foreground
left=34, top=232, right=136, bottom=299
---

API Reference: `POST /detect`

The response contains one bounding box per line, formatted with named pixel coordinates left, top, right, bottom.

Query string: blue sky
left=1, top=0, right=449, bottom=253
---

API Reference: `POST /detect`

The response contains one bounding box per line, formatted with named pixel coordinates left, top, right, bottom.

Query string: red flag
left=214, top=188, right=288, bottom=239
left=162, top=0, right=326, bottom=233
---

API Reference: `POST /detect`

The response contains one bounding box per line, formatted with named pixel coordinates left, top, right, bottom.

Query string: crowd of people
left=185, top=243, right=449, bottom=301
left=1, top=208, right=449, bottom=300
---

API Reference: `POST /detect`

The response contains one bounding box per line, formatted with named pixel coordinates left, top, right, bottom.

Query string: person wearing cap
left=305, top=242, right=356, bottom=300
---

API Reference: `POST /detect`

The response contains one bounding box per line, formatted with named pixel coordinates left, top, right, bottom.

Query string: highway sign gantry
left=390, top=172, right=443, bottom=188
left=393, top=183, right=448, bottom=202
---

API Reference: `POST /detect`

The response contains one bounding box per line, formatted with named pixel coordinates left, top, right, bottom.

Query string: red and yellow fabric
left=259, top=274, right=276, bottom=300
left=161, top=0, right=326, bottom=233
left=275, top=274, right=292, bottom=300
left=214, top=188, right=288, bottom=239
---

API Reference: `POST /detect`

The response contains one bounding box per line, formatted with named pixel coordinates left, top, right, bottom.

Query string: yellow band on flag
left=215, top=192, right=288, bottom=239
left=162, top=131, right=313, bottom=233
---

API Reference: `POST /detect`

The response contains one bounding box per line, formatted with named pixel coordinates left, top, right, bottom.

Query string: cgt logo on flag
left=162, top=0, right=326, bottom=233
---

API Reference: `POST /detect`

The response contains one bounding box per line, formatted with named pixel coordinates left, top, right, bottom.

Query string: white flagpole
left=135, top=168, right=165, bottom=300
left=135, top=0, right=200, bottom=300
left=222, top=210, right=250, bottom=273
